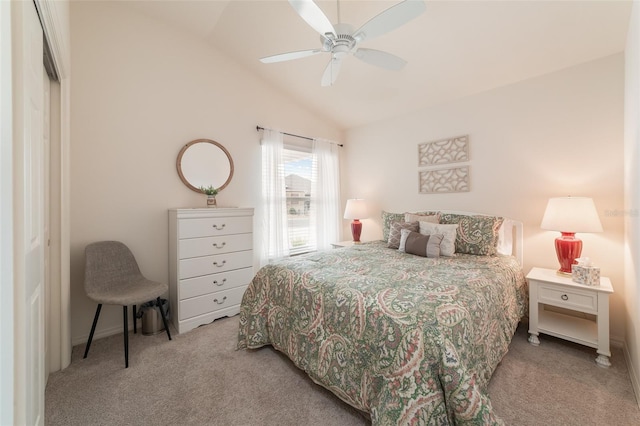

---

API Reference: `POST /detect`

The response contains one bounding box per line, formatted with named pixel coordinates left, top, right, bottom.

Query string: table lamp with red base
left=541, top=196, right=603, bottom=275
left=343, top=199, right=368, bottom=243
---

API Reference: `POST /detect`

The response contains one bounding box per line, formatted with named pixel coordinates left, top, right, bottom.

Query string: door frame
left=0, top=1, right=70, bottom=424
left=33, top=0, right=72, bottom=376
left=0, top=1, right=16, bottom=423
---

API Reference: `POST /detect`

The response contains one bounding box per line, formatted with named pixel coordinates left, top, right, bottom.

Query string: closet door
left=14, top=1, right=46, bottom=424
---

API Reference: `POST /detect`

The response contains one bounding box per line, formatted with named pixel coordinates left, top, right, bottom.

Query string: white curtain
left=311, top=138, right=341, bottom=251
left=261, top=129, right=289, bottom=265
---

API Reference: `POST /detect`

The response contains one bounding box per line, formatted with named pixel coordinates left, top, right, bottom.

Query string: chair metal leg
left=157, top=297, right=172, bottom=341
left=133, top=305, right=137, bottom=334
left=83, top=304, right=102, bottom=359
left=123, top=306, right=129, bottom=368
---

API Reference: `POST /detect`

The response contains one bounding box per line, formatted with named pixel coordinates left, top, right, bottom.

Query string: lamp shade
left=344, top=199, right=368, bottom=220
left=541, top=197, right=603, bottom=233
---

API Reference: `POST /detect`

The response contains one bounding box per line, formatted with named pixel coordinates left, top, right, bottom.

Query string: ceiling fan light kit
left=260, top=0, right=426, bottom=86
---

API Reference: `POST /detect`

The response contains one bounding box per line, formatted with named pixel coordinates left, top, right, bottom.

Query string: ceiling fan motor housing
left=321, top=22, right=357, bottom=54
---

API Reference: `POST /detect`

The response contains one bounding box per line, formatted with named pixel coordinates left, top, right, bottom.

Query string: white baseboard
left=72, top=320, right=139, bottom=347
left=611, top=335, right=625, bottom=348
left=623, top=340, right=640, bottom=408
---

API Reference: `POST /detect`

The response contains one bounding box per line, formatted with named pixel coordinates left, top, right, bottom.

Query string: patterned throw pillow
left=398, top=229, right=443, bottom=258
left=418, top=222, right=458, bottom=256
left=387, top=221, right=420, bottom=249
left=404, top=213, right=439, bottom=224
left=439, top=213, right=505, bottom=256
left=382, top=211, right=405, bottom=241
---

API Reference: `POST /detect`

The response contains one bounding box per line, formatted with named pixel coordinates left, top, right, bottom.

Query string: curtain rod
left=256, top=125, right=343, bottom=147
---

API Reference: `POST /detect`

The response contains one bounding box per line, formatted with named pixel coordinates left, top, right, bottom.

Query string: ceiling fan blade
left=353, top=48, right=406, bottom=70
left=289, top=0, right=335, bottom=38
left=353, top=0, right=426, bottom=43
left=260, top=49, right=323, bottom=64
left=321, top=57, right=343, bottom=87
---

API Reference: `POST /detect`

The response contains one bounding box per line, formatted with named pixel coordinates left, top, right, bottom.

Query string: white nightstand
left=527, top=267, right=614, bottom=367
left=331, top=240, right=363, bottom=248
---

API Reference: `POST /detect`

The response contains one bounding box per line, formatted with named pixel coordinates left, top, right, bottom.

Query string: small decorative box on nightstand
left=526, top=267, right=614, bottom=367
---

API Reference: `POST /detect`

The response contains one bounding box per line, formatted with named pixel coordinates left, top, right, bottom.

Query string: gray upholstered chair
left=82, top=241, right=172, bottom=368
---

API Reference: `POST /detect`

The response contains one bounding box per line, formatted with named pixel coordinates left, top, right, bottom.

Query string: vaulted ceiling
left=123, top=0, right=632, bottom=129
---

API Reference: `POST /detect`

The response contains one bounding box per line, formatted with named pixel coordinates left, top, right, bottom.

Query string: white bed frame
left=437, top=211, right=524, bottom=266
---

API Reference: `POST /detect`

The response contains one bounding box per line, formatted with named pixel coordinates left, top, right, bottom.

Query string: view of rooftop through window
left=284, top=148, right=314, bottom=254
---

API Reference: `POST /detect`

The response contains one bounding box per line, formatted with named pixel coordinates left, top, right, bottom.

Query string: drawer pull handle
left=212, top=224, right=226, bottom=230
left=213, top=260, right=227, bottom=267
left=213, top=278, right=227, bottom=287
left=213, top=242, right=226, bottom=249
left=561, top=294, right=569, bottom=301
left=213, top=296, right=227, bottom=305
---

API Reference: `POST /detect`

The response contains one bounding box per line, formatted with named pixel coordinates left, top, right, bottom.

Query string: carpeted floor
left=46, top=316, right=640, bottom=425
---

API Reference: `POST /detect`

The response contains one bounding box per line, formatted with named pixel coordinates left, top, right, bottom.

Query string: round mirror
left=176, top=139, right=234, bottom=194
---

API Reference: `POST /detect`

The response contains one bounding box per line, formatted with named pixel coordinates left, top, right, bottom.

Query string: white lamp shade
left=541, top=197, right=603, bottom=233
left=344, top=199, right=368, bottom=220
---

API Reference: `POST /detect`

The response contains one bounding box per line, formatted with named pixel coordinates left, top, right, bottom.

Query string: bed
left=237, top=212, right=527, bottom=425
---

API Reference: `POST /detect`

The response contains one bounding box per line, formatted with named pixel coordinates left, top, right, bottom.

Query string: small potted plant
left=199, top=185, right=219, bottom=208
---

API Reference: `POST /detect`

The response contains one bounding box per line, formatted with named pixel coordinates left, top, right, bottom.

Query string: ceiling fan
left=260, top=0, right=426, bottom=86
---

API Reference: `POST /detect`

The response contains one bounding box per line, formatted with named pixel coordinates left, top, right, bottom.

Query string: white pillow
left=418, top=221, right=458, bottom=256
left=405, top=213, right=439, bottom=224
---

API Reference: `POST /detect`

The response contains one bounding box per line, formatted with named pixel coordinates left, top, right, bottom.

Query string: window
left=261, top=129, right=340, bottom=263
left=283, top=143, right=314, bottom=255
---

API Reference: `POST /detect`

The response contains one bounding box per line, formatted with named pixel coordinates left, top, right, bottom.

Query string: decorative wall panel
left=419, top=166, right=470, bottom=194
left=418, top=135, right=469, bottom=166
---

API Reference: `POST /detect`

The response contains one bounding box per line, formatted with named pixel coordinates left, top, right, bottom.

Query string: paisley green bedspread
left=237, top=241, right=527, bottom=425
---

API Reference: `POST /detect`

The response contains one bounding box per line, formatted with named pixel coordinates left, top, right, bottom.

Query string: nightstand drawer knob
left=214, top=296, right=227, bottom=305
left=561, top=294, right=569, bottom=301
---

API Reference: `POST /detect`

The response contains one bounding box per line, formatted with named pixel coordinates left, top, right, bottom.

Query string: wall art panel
left=419, top=166, right=470, bottom=194
left=418, top=135, right=469, bottom=166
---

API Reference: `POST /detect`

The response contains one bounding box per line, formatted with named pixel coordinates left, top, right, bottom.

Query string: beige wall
left=344, top=54, right=626, bottom=342
left=624, top=0, right=640, bottom=402
left=69, top=1, right=343, bottom=344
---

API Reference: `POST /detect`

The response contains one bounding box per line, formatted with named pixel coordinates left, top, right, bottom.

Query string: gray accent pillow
left=399, top=229, right=443, bottom=258
left=387, top=221, right=419, bottom=249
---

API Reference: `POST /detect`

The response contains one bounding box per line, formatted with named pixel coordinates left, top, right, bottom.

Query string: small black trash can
left=140, top=299, right=169, bottom=336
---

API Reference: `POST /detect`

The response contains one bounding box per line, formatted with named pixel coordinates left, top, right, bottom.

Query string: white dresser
left=169, top=208, right=254, bottom=334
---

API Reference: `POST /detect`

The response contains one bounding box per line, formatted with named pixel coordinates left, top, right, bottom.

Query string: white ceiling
left=124, top=0, right=632, bottom=129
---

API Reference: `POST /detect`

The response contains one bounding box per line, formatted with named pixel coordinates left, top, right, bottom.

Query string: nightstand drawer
left=538, top=284, right=597, bottom=313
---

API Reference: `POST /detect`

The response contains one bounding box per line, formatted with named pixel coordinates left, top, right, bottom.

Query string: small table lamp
left=541, top=196, right=603, bottom=275
left=344, top=199, right=368, bottom=243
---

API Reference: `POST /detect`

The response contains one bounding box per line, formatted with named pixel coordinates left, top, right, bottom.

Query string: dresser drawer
left=179, top=250, right=253, bottom=280
left=538, top=284, right=597, bottom=313
left=179, top=267, right=254, bottom=300
left=179, top=233, right=252, bottom=259
left=179, top=216, right=252, bottom=239
left=179, top=285, right=247, bottom=320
